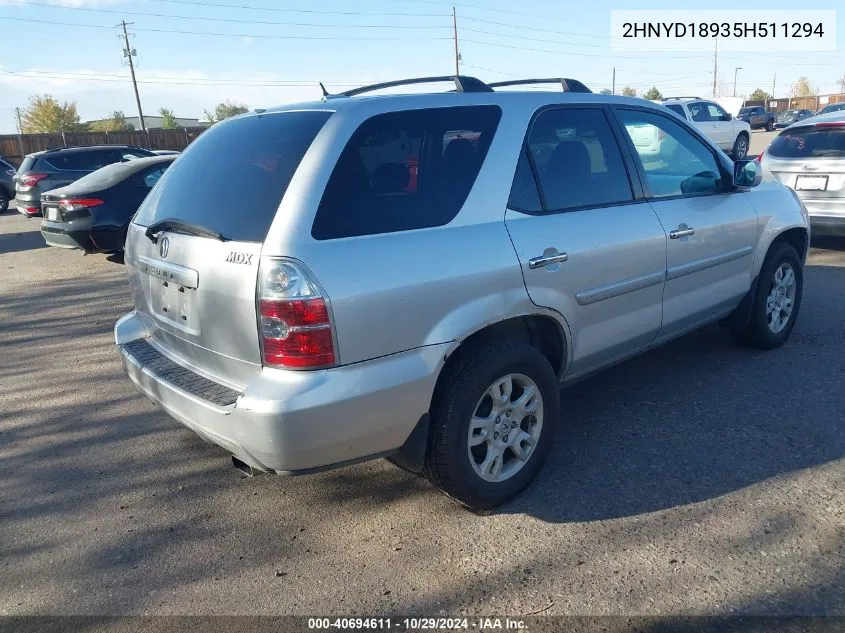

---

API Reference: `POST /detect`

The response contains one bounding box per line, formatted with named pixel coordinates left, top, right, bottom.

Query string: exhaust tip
left=232, top=455, right=263, bottom=477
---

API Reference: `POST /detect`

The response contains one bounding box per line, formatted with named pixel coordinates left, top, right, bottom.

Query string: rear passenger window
left=44, top=150, right=116, bottom=171
left=520, top=108, right=633, bottom=212
left=688, top=103, right=709, bottom=122
left=312, top=106, right=501, bottom=240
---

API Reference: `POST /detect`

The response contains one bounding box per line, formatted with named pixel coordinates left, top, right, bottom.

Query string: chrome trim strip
left=666, top=245, right=753, bottom=281
left=137, top=255, right=199, bottom=289
left=575, top=270, right=665, bottom=306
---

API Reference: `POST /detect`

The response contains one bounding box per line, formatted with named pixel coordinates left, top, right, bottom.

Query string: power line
left=459, top=15, right=609, bottom=39
left=1, top=0, right=450, bottom=28
left=461, top=38, right=711, bottom=60
left=0, top=70, right=360, bottom=87
left=0, top=16, right=451, bottom=39
left=150, top=0, right=448, bottom=17
left=385, top=0, right=610, bottom=24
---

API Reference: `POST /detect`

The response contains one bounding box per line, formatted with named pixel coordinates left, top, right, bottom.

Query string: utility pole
left=712, top=37, right=718, bottom=98
left=612, top=66, right=616, bottom=94
left=733, top=67, right=742, bottom=97
left=119, top=20, right=147, bottom=141
left=452, top=7, right=460, bottom=77
left=840, top=74, right=845, bottom=95
left=14, top=107, right=24, bottom=159
left=772, top=73, right=776, bottom=100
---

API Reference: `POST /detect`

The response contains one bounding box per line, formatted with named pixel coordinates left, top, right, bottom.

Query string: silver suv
left=116, top=76, right=810, bottom=510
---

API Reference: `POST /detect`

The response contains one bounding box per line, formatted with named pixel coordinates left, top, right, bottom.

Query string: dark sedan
left=40, top=155, right=175, bottom=253
left=0, top=157, right=15, bottom=213
left=776, top=109, right=815, bottom=128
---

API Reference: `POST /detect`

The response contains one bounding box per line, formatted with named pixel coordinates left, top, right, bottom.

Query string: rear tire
left=425, top=339, right=559, bottom=510
left=765, top=119, right=774, bottom=132
left=0, top=192, right=9, bottom=213
left=732, top=241, right=803, bottom=349
left=731, top=133, right=749, bottom=160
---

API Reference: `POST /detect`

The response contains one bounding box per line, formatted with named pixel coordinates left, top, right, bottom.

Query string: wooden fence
left=743, top=93, right=845, bottom=114
left=0, top=127, right=208, bottom=166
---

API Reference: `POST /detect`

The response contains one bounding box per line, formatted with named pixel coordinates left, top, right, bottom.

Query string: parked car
left=40, top=155, right=176, bottom=253
left=737, top=105, right=776, bottom=131
left=14, top=145, right=155, bottom=217
left=115, top=76, right=809, bottom=510
left=761, top=110, right=845, bottom=236
left=817, top=103, right=845, bottom=116
left=0, top=157, right=15, bottom=213
left=776, top=109, right=814, bottom=128
left=660, top=97, right=752, bottom=159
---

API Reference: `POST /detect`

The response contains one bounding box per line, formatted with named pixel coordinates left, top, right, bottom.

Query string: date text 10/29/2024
left=308, top=618, right=528, bottom=631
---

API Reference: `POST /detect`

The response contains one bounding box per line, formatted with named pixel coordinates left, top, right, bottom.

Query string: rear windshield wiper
left=144, top=218, right=229, bottom=244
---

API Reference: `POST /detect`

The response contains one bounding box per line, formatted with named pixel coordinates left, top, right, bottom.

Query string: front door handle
left=669, top=226, right=696, bottom=239
left=529, top=250, right=569, bottom=269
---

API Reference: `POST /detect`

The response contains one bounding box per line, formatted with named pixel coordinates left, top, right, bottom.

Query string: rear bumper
left=41, top=222, right=125, bottom=252
left=809, top=215, right=845, bottom=236
left=115, top=311, right=446, bottom=473
left=15, top=197, right=40, bottom=216
left=802, top=199, right=845, bottom=236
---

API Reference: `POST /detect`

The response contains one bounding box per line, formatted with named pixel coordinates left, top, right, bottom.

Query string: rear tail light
left=23, top=206, right=39, bottom=215
left=20, top=173, right=47, bottom=187
left=756, top=152, right=764, bottom=162
left=58, top=198, right=104, bottom=210
left=258, top=259, right=336, bottom=369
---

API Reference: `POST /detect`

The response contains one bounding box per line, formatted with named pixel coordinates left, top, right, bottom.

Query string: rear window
left=312, top=105, right=501, bottom=240
left=133, top=110, right=333, bottom=243
left=768, top=125, right=845, bottom=159
left=739, top=107, right=753, bottom=115
left=42, top=149, right=118, bottom=171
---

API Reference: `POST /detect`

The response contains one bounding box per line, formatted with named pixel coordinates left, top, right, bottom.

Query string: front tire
left=425, top=339, right=559, bottom=510
left=732, top=241, right=803, bottom=349
left=732, top=133, right=749, bottom=160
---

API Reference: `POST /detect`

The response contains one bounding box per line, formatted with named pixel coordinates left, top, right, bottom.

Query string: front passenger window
left=617, top=109, right=723, bottom=198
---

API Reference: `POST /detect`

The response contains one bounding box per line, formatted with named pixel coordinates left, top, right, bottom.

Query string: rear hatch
left=764, top=122, right=845, bottom=215
left=126, top=109, right=333, bottom=387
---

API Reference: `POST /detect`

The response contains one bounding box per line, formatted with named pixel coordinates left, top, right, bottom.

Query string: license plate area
left=44, top=206, right=60, bottom=221
left=149, top=278, right=200, bottom=332
left=795, top=175, right=828, bottom=191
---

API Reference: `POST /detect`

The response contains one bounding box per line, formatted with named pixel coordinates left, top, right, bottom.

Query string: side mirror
left=733, top=159, right=762, bottom=188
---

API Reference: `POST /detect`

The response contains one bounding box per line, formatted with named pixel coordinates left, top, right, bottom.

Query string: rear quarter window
left=311, top=105, right=502, bottom=240
left=133, top=110, right=333, bottom=243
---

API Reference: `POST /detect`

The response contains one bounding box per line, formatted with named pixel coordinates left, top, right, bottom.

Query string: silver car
left=115, top=76, right=810, bottom=510
left=761, top=111, right=845, bottom=236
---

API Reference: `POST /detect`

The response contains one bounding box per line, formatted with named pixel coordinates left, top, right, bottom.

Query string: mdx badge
left=226, top=251, right=254, bottom=265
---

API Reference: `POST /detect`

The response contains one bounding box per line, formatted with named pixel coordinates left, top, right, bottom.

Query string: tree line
left=16, top=94, right=249, bottom=134
left=595, top=76, right=821, bottom=103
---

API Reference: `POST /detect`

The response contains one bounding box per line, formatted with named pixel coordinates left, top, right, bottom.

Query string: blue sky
left=0, top=0, right=842, bottom=133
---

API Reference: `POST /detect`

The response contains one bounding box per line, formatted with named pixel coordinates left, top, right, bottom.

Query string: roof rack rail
left=337, top=75, right=493, bottom=98
left=663, top=96, right=702, bottom=101
left=488, top=78, right=592, bottom=93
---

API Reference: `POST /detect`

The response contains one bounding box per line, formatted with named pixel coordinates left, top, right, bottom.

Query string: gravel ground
left=1, top=209, right=844, bottom=619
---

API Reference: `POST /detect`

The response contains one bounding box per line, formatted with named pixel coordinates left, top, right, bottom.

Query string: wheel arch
left=390, top=312, right=571, bottom=473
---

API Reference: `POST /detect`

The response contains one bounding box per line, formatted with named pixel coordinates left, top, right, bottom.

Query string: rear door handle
left=669, top=226, right=695, bottom=239
left=529, top=251, right=569, bottom=269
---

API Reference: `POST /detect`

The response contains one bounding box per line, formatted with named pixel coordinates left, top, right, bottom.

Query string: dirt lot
left=1, top=209, right=844, bottom=618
